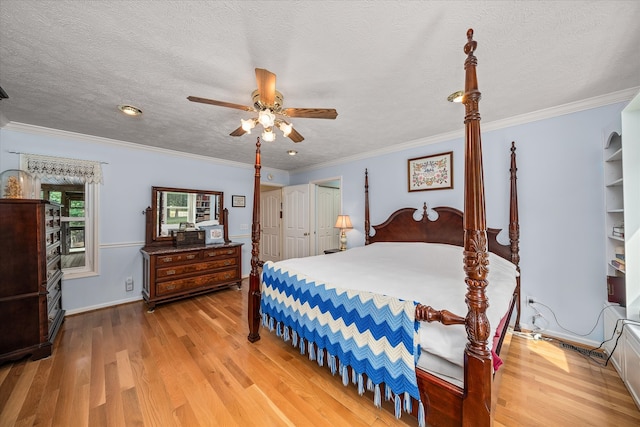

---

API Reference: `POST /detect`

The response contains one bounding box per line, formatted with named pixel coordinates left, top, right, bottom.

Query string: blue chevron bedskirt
left=261, top=261, right=425, bottom=425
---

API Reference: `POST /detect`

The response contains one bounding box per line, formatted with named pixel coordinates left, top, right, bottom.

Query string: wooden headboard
left=365, top=201, right=513, bottom=262
left=364, top=141, right=519, bottom=265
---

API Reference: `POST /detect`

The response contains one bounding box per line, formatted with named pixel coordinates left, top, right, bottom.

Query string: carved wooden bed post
left=509, top=141, right=522, bottom=331
left=460, top=28, right=491, bottom=426
left=248, top=137, right=262, bottom=342
left=364, top=168, right=370, bottom=245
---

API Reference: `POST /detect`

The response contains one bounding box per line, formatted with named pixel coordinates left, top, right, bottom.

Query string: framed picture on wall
left=232, top=195, right=246, bottom=207
left=408, top=151, right=453, bottom=192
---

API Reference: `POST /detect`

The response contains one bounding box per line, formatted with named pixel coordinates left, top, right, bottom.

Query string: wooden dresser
left=140, top=242, right=243, bottom=310
left=0, top=199, right=65, bottom=363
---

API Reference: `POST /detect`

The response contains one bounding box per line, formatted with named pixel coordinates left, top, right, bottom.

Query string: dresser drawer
left=156, top=251, right=201, bottom=265
left=156, top=257, right=238, bottom=279
left=46, top=242, right=61, bottom=263
left=203, top=246, right=239, bottom=259
left=47, top=280, right=62, bottom=307
left=156, top=269, right=239, bottom=296
left=47, top=290, right=62, bottom=322
left=45, top=230, right=61, bottom=246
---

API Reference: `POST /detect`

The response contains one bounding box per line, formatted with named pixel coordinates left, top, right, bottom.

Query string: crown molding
left=1, top=121, right=290, bottom=175
left=291, top=87, right=639, bottom=174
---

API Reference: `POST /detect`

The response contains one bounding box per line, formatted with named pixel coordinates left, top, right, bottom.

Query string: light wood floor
left=1, top=280, right=638, bottom=427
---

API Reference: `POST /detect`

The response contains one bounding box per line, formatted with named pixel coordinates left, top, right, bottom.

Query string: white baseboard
left=64, top=295, right=143, bottom=316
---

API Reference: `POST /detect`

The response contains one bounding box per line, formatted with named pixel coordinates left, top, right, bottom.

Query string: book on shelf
left=612, top=226, right=624, bottom=238
left=616, top=253, right=625, bottom=261
left=611, top=259, right=626, bottom=272
left=607, top=276, right=626, bottom=307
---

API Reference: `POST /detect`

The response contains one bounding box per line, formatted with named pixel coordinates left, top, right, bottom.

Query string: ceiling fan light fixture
left=241, top=118, right=256, bottom=133
left=258, top=108, right=275, bottom=128
left=447, top=91, right=464, bottom=103
left=278, top=121, right=293, bottom=137
left=262, top=127, right=276, bottom=142
left=117, top=104, right=143, bottom=116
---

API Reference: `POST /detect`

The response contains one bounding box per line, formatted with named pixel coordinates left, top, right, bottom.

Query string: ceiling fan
left=188, top=68, right=338, bottom=143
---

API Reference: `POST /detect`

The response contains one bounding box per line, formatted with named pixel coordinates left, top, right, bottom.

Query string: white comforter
left=271, top=242, right=517, bottom=369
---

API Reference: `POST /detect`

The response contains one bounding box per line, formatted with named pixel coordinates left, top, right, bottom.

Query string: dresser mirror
left=149, top=186, right=224, bottom=245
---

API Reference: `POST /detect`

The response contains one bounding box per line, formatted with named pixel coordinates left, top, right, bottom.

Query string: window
left=22, top=154, right=102, bottom=279
left=42, top=184, right=87, bottom=270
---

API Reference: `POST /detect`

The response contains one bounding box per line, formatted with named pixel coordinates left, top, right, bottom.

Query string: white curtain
left=21, top=153, right=103, bottom=184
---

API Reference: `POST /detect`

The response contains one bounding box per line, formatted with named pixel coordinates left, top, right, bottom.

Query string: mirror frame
left=149, top=186, right=224, bottom=245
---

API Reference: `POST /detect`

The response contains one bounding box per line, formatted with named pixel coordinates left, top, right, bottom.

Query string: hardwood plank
left=0, top=361, right=38, bottom=427
left=89, top=327, right=106, bottom=408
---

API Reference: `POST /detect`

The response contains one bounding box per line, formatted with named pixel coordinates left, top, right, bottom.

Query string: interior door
left=283, top=184, right=310, bottom=259
left=260, top=188, right=282, bottom=262
left=316, top=186, right=341, bottom=254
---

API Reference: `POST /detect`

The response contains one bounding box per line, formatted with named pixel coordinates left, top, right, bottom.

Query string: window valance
left=21, top=154, right=103, bottom=184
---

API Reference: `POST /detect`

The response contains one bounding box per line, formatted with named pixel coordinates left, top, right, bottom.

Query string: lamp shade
left=334, top=215, right=353, bottom=229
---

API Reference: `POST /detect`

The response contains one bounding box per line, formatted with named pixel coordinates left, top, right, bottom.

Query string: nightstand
left=324, top=248, right=341, bottom=254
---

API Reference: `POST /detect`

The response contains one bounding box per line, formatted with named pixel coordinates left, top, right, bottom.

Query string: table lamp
left=334, top=214, right=353, bottom=251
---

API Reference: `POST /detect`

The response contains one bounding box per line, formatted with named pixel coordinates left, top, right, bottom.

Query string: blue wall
left=0, top=100, right=625, bottom=344
left=0, top=127, right=288, bottom=314
left=291, top=102, right=626, bottom=345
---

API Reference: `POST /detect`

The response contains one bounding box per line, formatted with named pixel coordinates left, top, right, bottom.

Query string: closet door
left=316, top=186, right=340, bottom=254
left=260, top=188, right=282, bottom=263
left=282, top=184, right=310, bottom=259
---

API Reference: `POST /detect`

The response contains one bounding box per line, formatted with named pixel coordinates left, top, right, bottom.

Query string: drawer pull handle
left=165, top=285, right=176, bottom=290
left=166, top=270, right=176, bottom=275
left=186, top=254, right=196, bottom=259
left=224, top=260, right=231, bottom=265
left=163, top=257, right=173, bottom=262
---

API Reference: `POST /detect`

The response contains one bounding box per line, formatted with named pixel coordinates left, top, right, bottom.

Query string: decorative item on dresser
left=140, top=186, right=242, bottom=311
left=0, top=199, right=65, bottom=363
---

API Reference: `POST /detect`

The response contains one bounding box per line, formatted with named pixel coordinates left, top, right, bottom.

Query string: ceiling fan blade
left=287, top=128, right=304, bottom=143
left=229, top=126, right=247, bottom=137
left=283, top=108, right=338, bottom=119
left=187, top=96, right=253, bottom=111
left=255, top=68, right=276, bottom=106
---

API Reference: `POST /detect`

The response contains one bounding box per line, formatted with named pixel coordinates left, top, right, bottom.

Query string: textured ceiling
left=1, top=1, right=639, bottom=171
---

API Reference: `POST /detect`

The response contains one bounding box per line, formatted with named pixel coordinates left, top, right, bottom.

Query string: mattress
left=267, top=242, right=518, bottom=382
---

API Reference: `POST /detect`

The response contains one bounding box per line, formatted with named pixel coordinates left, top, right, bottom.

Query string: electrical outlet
left=125, top=277, right=134, bottom=292
left=526, top=295, right=536, bottom=306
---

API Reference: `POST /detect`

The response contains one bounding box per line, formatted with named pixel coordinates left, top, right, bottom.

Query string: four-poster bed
left=247, top=29, right=521, bottom=427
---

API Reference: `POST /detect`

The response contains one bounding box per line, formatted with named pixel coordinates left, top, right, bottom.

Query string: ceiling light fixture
left=258, top=108, right=275, bottom=127
left=241, top=118, right=257, bottom=133
left=243, top=110, right=295, bottom=142
left=118, top=104, right=143, bottom=116
left=262, top=127, right=276, bottom=142
left=447, top=91, right=464, bottom=103
left=287, top=150, right=297, bottom=156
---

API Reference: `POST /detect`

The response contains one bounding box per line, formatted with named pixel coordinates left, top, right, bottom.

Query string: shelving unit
left=604, top=131, right=625, bottom=282
left=603, top=91, right=640, bottom=411
left=195, top=193, right=211, bottom=222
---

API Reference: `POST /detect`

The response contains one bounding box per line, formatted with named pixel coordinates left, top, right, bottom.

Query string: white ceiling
left=1, top=1, right=639, bottom=171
